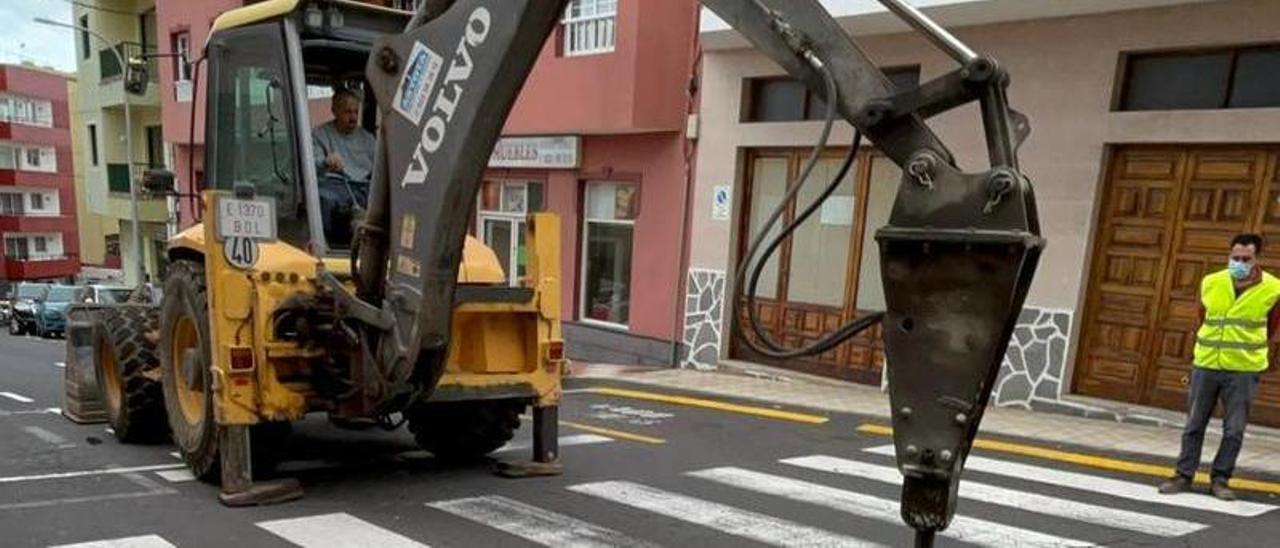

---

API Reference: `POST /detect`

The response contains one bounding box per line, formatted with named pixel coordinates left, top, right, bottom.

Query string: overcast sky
left=1, top=1, right=77, bottom=73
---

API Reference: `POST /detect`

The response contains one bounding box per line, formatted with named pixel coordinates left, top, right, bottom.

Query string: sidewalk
left=570, top=362, right=1280, bottom=481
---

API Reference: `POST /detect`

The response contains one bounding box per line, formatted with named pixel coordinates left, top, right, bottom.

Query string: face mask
left=1228, top=259, right=1253, bottom=280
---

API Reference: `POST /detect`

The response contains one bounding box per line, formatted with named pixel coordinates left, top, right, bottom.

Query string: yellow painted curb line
left=857, top=423, right=1280, bottom=495
left=561, top=420, right=666, bottom=445
left=582, top=387, right=829, bottom=424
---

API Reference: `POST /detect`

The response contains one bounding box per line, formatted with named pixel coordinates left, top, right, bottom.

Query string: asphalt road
left=1, top=331, right=1279, bottom=547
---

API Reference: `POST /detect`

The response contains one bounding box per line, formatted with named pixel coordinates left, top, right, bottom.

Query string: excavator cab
left=202, top=2, right=404, bottom=254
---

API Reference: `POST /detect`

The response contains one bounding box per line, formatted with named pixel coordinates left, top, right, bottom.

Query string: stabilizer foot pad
left=219, top=478, right=304, bottom=507
left=493, top=460, right=563, bottom=478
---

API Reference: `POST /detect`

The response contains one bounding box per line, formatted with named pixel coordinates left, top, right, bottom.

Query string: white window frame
left=0, top=96, right=11, bottom=123
left=562, top=0, right=617, bottom=57
left=15, top=145, right=56, bottom=173
left=0, top=192, right=23, bottom=215
left=578, top=181, right=637, bottom=330
left=29, top=192, right=44, bottom=212
left=32, top=236, right=47, bottom=253
left=476, top=179, right=542, bottom=286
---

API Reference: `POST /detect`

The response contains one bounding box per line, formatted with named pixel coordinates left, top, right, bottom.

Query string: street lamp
left=34, top=16, right=145, bottom=287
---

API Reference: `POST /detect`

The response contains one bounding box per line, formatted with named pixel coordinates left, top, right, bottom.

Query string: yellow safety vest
left=1194, top=269, right=1280, bottom=372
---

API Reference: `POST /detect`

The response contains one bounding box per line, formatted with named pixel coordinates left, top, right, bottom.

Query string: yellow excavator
left=88, top=1, right=1041, bottom=544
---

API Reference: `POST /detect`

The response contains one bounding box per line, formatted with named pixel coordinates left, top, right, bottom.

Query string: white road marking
left=54, top=361, right=66, bottom=368
left=429, top=495, right=656, bottom=547
left=48, top=534, right=176, bottom=548
left=865, top=445, right=1276, bottom=517
left=0, top=391, right=34, bottom=403
left=495, top=434, right=613, bottom=454
left=568, top=480, right=884, bottom=547
left=783, top=455, right=1206, bottom=537
left=168, top=452, right=181, bottom=460
left=0, top=463, right=186, bottom=484
left=689, top=467, right=1092, bottom=548
left=257, top=512, right=429, bottom=548
left=0, top=487, right=175, bottom=511
left=23, top=426, right=75, bottom=449
left=155, top=469, right=196, bottom=483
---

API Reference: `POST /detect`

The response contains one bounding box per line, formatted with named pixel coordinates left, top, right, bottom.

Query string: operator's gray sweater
left=311, top=122, right=375, bottom=182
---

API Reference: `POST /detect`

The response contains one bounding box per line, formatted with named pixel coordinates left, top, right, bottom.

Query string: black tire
left=159, top=259, right=220, bottom=482
left=407, top=399, right=525, bottom=461
left=94, top=305, right=168, bottom=443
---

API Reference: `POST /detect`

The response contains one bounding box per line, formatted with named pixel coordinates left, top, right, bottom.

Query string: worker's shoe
left=1210, top=480, right=1236, bottom=501
left=1158, top=475, right=1192, bottom=494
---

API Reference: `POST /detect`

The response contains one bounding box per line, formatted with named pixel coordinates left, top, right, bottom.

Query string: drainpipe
left=670, top=4, right=704, bottom=368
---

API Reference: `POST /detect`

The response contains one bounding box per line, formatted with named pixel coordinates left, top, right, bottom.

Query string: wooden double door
left=731, top=148, right=901, bottom=385
left=1076, top=146, right=1280, bottom=425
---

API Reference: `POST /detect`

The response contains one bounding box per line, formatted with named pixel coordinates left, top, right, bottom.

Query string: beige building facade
left=684, top=0, right=1280, bottom=424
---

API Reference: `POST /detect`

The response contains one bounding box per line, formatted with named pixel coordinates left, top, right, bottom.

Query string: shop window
left=477, top=179, right=544, bottom=285
left=1120, top=45, right=1280, bottom=111
left=743, top=66, right=920, bottom=123
left=581, top=182, right=637, bottom=327
left=562, top=0, right=616, bottom=57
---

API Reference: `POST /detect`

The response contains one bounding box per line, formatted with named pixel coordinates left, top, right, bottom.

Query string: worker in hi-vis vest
left=1160, top=233, right=1280, bottom=500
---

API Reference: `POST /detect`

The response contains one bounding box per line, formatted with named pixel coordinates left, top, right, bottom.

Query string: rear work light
left=229, top=347, right=255, bottom=371
left=546, top=340, right=565, bottom=362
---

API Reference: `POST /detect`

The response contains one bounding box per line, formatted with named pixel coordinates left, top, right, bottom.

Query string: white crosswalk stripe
left=494, top=433, right=613, bottom=454
left=48, top=535, right=175, bottom=548
left=689, top=466, right=1093, bottom=547
left=783, top=454, right=1207, bottom=537
left=568, top=480, right=886, bottom=547
left=865, top=445, right=1276, bottom=517
left=429, top=495, right=656, bottom=547
left=256, top=512, right=429, bottom=548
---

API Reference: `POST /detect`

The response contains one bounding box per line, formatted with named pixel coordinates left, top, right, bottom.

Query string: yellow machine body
left=170, top=191, right=564, bottom=426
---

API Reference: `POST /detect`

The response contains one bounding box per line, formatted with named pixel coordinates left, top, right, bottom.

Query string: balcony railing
left=562, top=13, right=616, bottom=56
left=3, top=255, right=78, bottom=280
left=107, top=162, right=160, bottom=194
left=99, top=42, right=159, bottom=84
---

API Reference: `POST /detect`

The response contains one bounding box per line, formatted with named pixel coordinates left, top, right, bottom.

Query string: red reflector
left=229, top=348, right=255, bottom=371
left=546, top=341, right=564, bottom=361
left=232, top=377, right=251, bottom=386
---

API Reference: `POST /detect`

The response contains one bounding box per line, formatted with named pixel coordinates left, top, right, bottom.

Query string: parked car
left=9, top=283, right=51, bottom=336
left=73, top=285, right=134, bottom=305
left=34, top=285, right=78, bottom=338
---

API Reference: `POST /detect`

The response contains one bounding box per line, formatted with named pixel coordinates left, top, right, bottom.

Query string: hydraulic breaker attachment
left=704, top=0, right=1044, bottom=543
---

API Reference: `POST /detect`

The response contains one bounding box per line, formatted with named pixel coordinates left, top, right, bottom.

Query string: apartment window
left=172, top=31, right=192, bottom=81
left=33, top=236, right=48, bottom=254
left=0, top=144, right=14, bottom=170
left=0, top=193, right=23, bottom=215
left=13, top=98, right=32, bottom=125
left=18, top=147, right=55, bottom=173
left=80, top=15, right=91, bottom=60
left=5, top=237, right=29, bottom=260
left=29, top=193, right=45, bottom=211
left=562, top=0, right=617, bottom=57
left=477, top=179, right=544, bottom=285
left=743, top=66, right=921, bottom=122
left=581, top=182, right=637, bottom=327
left=33, top=102, right=52, bottom=127
left=88, top=124, right=99, bottom=166
left=1120, top=45, right=1280, bottom=111
left=0, top=96, right=10, bottom=122
left=105, top=234, right=121, bottom=257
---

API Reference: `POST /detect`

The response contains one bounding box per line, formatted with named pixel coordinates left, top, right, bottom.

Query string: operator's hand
left=324, top=153, right=345, bottom=173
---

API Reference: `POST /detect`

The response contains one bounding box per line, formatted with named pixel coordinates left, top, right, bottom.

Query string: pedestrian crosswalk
left=50, top=448, right=1276, bottom=548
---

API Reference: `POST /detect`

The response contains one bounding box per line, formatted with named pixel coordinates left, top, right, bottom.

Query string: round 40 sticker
left=223, top=237, right=260, bottom=270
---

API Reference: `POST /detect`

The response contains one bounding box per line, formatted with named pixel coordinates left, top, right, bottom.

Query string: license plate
left=217, top=197, right=277, bottom=241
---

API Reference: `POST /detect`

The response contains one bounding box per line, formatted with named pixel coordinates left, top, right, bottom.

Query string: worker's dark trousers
left=1175, top=368, right=1262, bottom=482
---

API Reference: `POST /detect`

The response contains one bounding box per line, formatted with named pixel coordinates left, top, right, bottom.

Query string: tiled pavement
left=571, top=362, right=1280, bottom=480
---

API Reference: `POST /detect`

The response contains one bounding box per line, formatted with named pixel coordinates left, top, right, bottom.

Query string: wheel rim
left=169, top=314, right=205, bottom=427
left=98, top=341, right=122, bottom=414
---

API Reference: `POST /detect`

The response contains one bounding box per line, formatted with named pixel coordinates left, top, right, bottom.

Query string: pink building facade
left=0, top=65, right=79, bottom=283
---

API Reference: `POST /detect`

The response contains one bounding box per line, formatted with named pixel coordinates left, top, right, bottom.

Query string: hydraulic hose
left=732, top=54, right=884, bottom=359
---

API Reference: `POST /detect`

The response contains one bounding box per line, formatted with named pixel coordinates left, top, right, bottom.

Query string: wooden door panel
left=1076, top=149, right=1186, bottom=402
left=1254, top=152, right=1280, bottom=426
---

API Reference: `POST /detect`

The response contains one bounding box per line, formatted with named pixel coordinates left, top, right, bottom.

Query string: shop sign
left=489, top=136, right=580, bottom=169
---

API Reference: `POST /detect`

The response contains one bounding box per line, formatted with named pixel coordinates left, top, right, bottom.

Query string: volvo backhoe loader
left=90, top=0, right=1040, bottom=544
